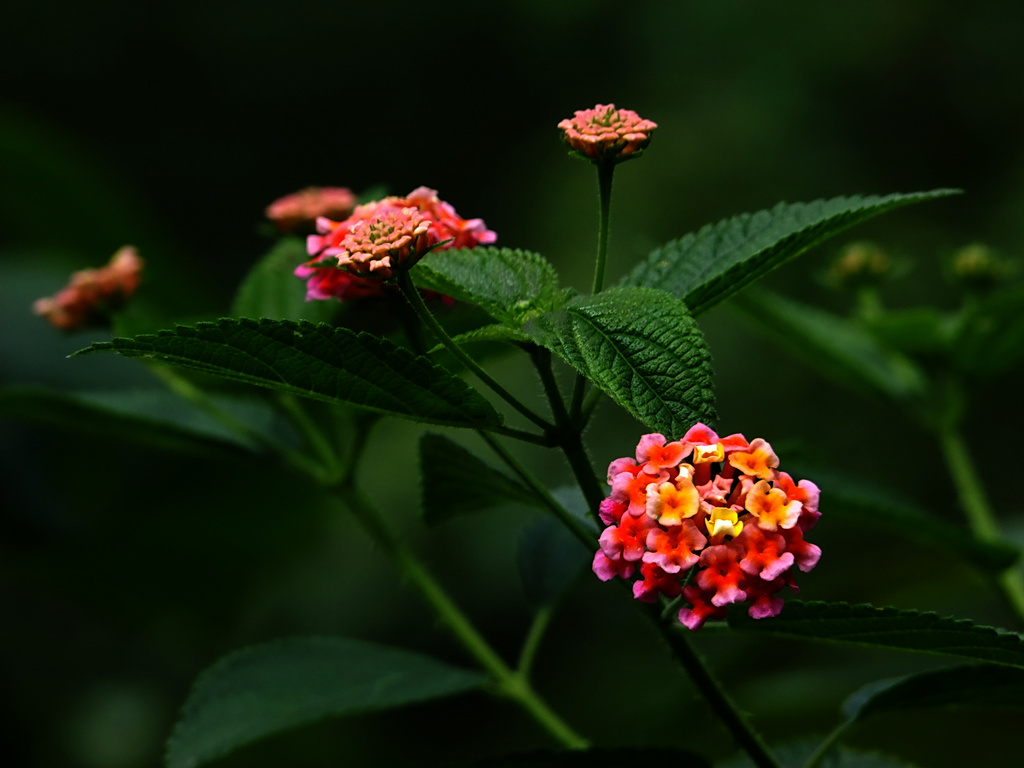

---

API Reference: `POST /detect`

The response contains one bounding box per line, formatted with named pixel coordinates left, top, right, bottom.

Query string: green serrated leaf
left=419, top=433, right=543, bottom=525
left=461, top=747, right=711, bottom=768
left=412, top=247, right=569, bottom=327
left=517, top=515, right=590, bottom=607
left=165, top=636, right=487, bottom=768
left=522, top=286, right=716, bottom=437
left=231, top=237, right=339, bottom=323
left=621, top=190, right=960, bottom=315
left=0, top=386, right=283, bottom=455
left=727, top=601, right=1024, bottom=669
left=788, top=463, right=1020, bottom=572
left=72, top=318, right=502, bottom=429
left=446, top=323, right=532, bottom=348
left=843, top=664, right=1024, bottom=724
left=730, top=289, right=928, bottom=402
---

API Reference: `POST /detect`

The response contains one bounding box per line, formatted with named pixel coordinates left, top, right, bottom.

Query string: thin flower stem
left=516, top=605, right=554, bottom=680
left=656, top=615, right=784, bottom=768
left=802, top=722, right=850, bottom=768
left=339, top=481, right=588, bottom=749
left=937, top=422, right=1024, bottom=623
left=396, top=270, right=554, bottom=433
left=276, top=393, right=343, bottom=479
left=478, top=429, right=596, bottom=550
left=559, top=432, right=606, bottom=527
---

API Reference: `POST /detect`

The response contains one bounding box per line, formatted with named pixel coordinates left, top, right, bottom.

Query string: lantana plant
left=19, top=103, right=1024, bottom=768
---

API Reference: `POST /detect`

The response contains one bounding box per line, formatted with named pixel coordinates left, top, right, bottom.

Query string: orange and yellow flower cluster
left=593, top=424, right=821, bottom=630
left=294, top=187, right=496, bottom=301
left=558, top=104, right=657, bottom=162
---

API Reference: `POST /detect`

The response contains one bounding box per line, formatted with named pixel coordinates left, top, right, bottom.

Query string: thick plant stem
left=591, top=161, right=615, bottom=296
left=937, top=423, right=1024, bottom=623
left=396, top=270, right=554, bottom=433
left=341, top=483, right=588, bottom=749
left=656, top=615, right=784, bottom=768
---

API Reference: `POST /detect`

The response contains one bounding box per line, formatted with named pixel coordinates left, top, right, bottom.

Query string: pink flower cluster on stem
left=295, top=186, right=496, bottom=302
left=558, top=104, right=657, bottom=162
left=593, top=424, right=821, bottom=630
left=33, top=246, right=143, bottom=331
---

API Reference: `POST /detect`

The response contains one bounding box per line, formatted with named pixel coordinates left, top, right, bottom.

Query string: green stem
left=591, top=161, right=615, bottom=296
left=516, top=605, right=554, bottom=680
left=276, top=393, right=342, bottom=480
left=396, top=270, right=554, bottom=433
left=478, top=429, right=596, bottom=550
left=937, top=422, right=1024, bottom=623
left=340, top=482, right=588, bottom=749
left=656, top=614, right=784, bottom=768
left=559, top=431, right=606, bottom=527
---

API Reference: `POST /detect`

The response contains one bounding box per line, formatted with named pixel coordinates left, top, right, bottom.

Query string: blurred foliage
left=3, top=2, right=1024, bottom=766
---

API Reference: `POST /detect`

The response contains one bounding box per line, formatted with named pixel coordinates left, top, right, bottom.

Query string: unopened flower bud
left=558, top=104, right=657, bottom=164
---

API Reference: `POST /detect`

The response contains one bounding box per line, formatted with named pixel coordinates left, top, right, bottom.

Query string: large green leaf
left=727, top=601, right=1024, bottom=668
left=621, top=190, right=959, bottom=315
left=165, top=636, right=487, bottom=768
left=730, top=289, right=928, bottom=402
left=72, top=318, right=502, bottom=429
left=522, top=287, right=715, bottom=437
left=412, top=247, right=569, bottom=327
left=419, top=432, right=544, bottom=525
left=231, top=237, right=339, bottom=323
left=788, top=463, right=1020, bottom=572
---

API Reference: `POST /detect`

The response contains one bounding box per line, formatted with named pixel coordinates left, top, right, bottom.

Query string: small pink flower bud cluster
left=594, top=424, right=821, bottom=630
left=295, top=187, right=496, bottom=301
left=265, top=186, right=357, bottom=233
left=558, top=104, right=657, bottom=162
left=33, top=246, right=143, bottom=331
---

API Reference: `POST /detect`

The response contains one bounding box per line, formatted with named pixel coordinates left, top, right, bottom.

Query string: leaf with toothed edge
left=621, top=190, right=960, bottom=315
left=72, top=318, right=502, bottom=429
left=522, top=286, right=716, bottom=438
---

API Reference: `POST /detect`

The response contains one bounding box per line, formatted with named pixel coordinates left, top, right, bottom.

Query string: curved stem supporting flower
left=938, top=422, right=1024, bottom=624
left=658, top=615, right=784, bottom=768
left=396, top=270, right=554, bottom=434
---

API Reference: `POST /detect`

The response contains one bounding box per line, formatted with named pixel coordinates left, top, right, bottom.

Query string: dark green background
left=3, top=2, right=1023, bottom=766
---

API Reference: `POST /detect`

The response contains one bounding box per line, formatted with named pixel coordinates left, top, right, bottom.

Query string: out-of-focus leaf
left=953, top=282, right=1024, bottom=378
left=165, top=636, right=487, bottom=768
left=789, top=463, right=1020, bottom=572
left=419, top=433, right=543, bottom=525
left=730, top=289, right=928, bottom=401
left=863, top=307, right=955, bottom=355
left=522, top=287, right=716, bottom=437
left=0, top=386, right=287, bottom=455
left=842, top=664, right=1024, bottom=724
left=231, top=237, right=339, bottom=323
left=458, top=747, right=711, bottom=767
left=72, top=318, right=502, bottom=429
left=728, top=601, right=1024, bottom=669
left=621, top=190, right=959, bottom=316
left=517, top=515, right=590, bottom=607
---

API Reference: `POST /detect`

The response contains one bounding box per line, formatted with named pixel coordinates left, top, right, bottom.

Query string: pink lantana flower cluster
left=593, top=424, right=821, bottom=630
left=558, top=103, right=657, bottom=162
left=34, top=246, right=143, bottom=331
left=295, top=187, right=496, bottom=301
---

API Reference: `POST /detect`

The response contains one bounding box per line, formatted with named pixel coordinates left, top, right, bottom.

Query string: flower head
left=558, top=104, right=657, bottom=163
left=265, top=186, right=357, bottom=233
left=34, top=246, right=143, bottom=331
left=297, top=187, right=496, bottom=302
left=592, top=424, right=821, bottom=630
